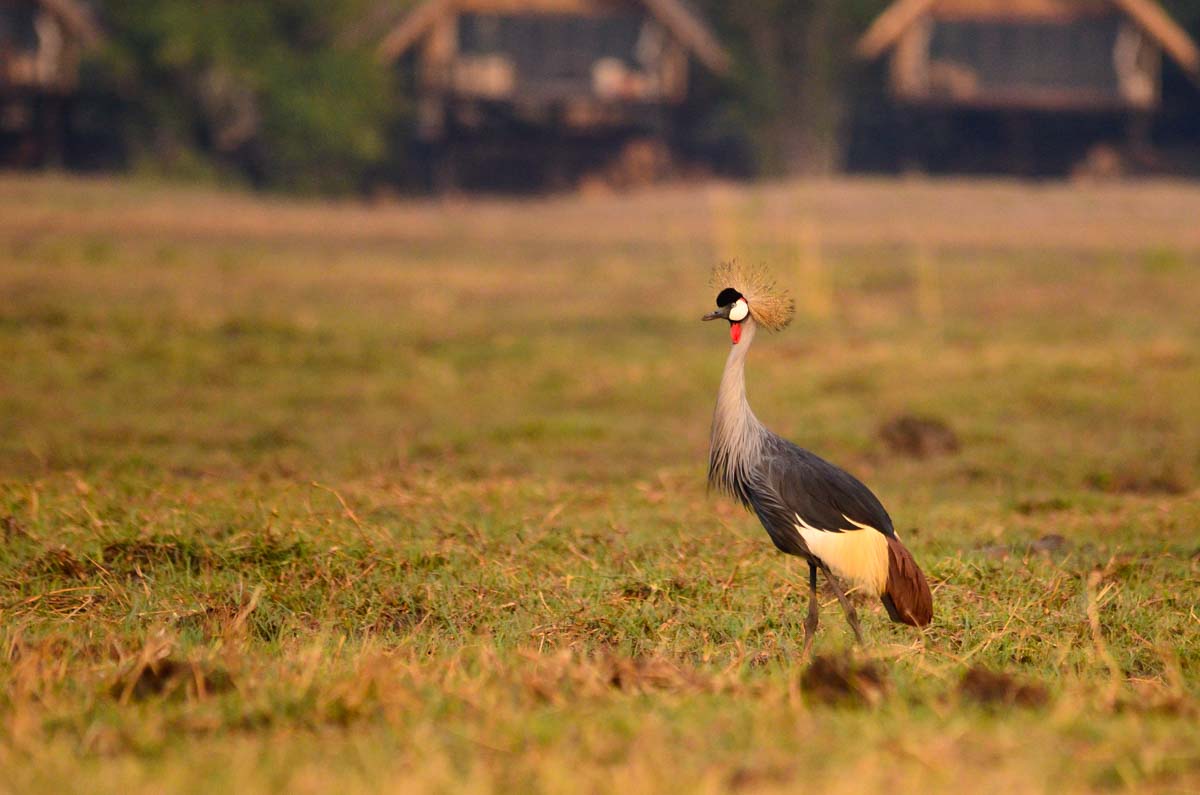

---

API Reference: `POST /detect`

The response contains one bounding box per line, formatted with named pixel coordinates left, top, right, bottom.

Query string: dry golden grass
left=0, top=175, right=1198, bottom=793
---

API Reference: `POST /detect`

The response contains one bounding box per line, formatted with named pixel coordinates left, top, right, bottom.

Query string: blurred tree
left=94, top=0, right=399, bottom=192
left=690, top=0, right=890, bottom=175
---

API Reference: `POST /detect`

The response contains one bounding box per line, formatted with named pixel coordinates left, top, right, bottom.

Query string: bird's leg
left=801, top=560, right=820, bottom=658
left=819, top=562, right=865, bottom=645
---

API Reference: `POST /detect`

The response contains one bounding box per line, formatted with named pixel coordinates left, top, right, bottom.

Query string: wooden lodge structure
left=853, top=0, right=1200, bottom=173
left=378, top=0, right=730, bottom=189
left=0, top=0, right=101, bottom=165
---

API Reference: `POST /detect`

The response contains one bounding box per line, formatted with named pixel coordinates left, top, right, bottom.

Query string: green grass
left=1, top=175, right=1198, bottom=794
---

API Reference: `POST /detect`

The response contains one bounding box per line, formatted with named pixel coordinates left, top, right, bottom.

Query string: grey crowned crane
left=702, top=261, right=933, bottom=652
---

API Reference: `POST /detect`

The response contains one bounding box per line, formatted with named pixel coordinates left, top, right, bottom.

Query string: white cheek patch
left=728, top=299, right=749, bottom=322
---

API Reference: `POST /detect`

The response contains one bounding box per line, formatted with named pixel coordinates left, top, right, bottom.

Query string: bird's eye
left=728, top=299, right=749, bottom=322
left=715, top=287, right=742, bottom=307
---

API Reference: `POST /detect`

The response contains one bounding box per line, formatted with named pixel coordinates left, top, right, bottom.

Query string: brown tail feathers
left=880, top=536, right=933, bottom=627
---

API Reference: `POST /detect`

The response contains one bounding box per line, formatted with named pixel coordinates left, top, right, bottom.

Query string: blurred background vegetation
left=88, top=0, right=397, bottom=192
left=56, top=0, right=1200, bottom=191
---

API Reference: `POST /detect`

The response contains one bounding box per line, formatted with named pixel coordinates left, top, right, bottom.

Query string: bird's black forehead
left=715, top=288, right=743, bottom=307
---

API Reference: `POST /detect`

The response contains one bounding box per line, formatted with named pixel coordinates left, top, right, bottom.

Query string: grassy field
left=1, top=175, right=1198, bottom=794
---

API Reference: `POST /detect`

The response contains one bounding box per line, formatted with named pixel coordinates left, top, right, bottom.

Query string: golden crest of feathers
left=710, top=260, right=795, bottom=332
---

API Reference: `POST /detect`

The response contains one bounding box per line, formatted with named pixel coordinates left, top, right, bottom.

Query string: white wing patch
left=794, top=513, right=889, bottom=596
left=842, top=513, right=900, bottom=540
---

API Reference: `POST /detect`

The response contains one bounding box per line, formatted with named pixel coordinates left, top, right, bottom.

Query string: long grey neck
left=708, top=320, right=768, bottom=503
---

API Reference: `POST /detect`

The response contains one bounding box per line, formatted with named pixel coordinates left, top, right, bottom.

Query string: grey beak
left=702, top=304, right=732, bottom=322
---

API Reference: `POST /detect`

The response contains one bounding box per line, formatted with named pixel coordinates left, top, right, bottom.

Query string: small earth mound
left=604, top=654, right=703, bottom=694
left=24, top=546, right=91, bottom=579
left=1029, top=534, right=1070, bottom=555
left=800, top=654, right=888, bottom=707
left=959, top=666, right=1049, bottom=708
left=726, top=764, right=794, bottom=791
left=111, top=657, right=234, bottom=702
left=1014, top=497, right=1072, bottom=515
left=878, top=414, right=960, bottom=459
left=1086, top=467, right=1189, bottom=496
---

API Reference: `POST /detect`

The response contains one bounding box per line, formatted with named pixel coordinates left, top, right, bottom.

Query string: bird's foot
left=847, top=615, right=866, bottom=646
left=819, top=563, right=867, bottom=646
left=799, top=632, right=816, bottom=661
left=801, top=600, right=820, bottom=659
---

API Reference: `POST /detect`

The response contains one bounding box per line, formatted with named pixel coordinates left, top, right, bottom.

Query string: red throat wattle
left=730, top=323, right=742, bottom=344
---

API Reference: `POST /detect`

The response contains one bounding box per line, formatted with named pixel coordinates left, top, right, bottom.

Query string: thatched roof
left=377, top=0, right=730, bottom=74
left=856, top=0, right=1199, bottom=79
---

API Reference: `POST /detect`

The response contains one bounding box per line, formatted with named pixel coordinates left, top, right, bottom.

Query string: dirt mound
left=878, top=414, right=960, bottom=458
left=959, top=666, right=1048, bottom=708
left=1086, top=467, right=1189, bottom=496
left=801, top=654, right=888, bottom=707
left=111, top=657, right=235, bottom=703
